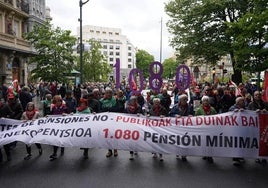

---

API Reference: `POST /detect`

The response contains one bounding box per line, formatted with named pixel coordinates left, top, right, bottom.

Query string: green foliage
left=80, top=39, right=112, bottom=82
left=227, top=0, right=268, bottom=72
left=24, top=22, right=77, bottom=82
left=165, top=0, right=268, bottom=84
left=162, top=58, right=178, bottom=79
left=136, top=49, right=154, bottom=78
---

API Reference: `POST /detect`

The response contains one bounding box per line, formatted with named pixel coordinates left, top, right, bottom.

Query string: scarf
left=77, top=105, right=88, bottom=112
left=25, top=109, right=37, bottom=120
left=202, top=105, right=211, bottom=115
left=153, top=105, right=161, bottom=116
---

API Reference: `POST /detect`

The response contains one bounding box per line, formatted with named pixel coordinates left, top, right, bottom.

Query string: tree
left=165, top=0, right=267, bottom=84
left=136, top=49, right=154, bottom=79
left=228, top=0, right=268, bottom=73
left=24, top=22, right=76, bottom=82
left=162, top=58, right=178, bottom=79
left=80, top=39, right=111, bottom=82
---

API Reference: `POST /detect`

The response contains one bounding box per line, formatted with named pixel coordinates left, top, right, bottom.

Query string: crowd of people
left=0, top=79, right=267, bottom=166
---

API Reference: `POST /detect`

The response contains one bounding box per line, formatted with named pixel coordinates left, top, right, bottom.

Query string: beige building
left=0, top=0, right=47, bottom=86
left=78, top=25, right=137, bottom=81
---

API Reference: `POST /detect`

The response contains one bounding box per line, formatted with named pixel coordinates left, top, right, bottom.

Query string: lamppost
left=79, top=0, right=90, bottom=84
left=212, top=67, right=216, bottom=83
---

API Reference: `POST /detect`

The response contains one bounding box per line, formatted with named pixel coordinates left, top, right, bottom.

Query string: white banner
left=0, top=111, right=268, bottom=159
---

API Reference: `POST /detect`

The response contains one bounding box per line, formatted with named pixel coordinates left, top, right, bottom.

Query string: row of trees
left=24, top=22, right=111, bottom=83
left=165, top=0, right=268, bottom=84
left=25, top=0, right=267, bottom=85
left=25, top=21, right=175, bottom=84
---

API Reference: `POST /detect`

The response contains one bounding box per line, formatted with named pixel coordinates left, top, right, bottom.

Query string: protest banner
left=0, top=110, right=267, bottom=159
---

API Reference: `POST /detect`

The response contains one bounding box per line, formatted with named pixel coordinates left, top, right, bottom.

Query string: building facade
left=78, top=25, right=136, bottom=81
left=0, top=0, right=46, bottom=86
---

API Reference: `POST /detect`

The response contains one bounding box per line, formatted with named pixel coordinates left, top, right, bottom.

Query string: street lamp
left=212, top=67, right=216, bottom=83
left=79, top=0, right=90, bottom=84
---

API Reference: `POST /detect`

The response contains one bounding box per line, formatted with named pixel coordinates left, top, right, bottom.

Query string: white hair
left=201, top=96, right=209, bottom=102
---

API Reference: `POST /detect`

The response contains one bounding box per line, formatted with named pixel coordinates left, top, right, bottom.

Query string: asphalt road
left=0, top=142, right=268, bottom=188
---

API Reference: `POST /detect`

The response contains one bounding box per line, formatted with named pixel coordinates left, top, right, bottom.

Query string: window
left=109, top=51, right=114, bottom=56
left=0, top=15, right=2, bottom=32
left=115, top=32, right=119, bottom=35
left=128, top=52, right=132, bottom=56
left=128, top=46, right=132, bottom=50
left=116, top=52, right=120, bottom=56
left=110, top=39, right=114, bottom=43
left=102, top=31, right=106, bottom=34
left=109, top=45, right=114, bottom=50
left=96, top=31, right=100, bottom=34
left=128, top=65, right=132, bottom=68
left=103, top=51, right=107, bottom=56
left=90, top=30, right=94, bottom=33
left=128, top=58, right=132, bottom=62
left=13, top=20, right=20, bottom=37
left=103, top=45, right=107, bottom=49
left=109, top=32, right=113, bottom=35
left=115, top=46, right=120, bottom=50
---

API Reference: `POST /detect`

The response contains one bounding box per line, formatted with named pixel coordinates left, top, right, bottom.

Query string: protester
left=0, top=97, right=13, bottom=162
left=75, top=98, right=91, bottom=159
left=42, top=93, right=52, bottom=117
left=160, top=88, right=172, bottom=113
left=63, top=90, right=77, bottom=114
left=21, top=102, right=42, bottom=160
left=169, top=94, right=194, bottom=161
left=248, top=90, right=268, bottom=164
left=100, top=88, right=120, bottom=157
left=125, top=96, right=143, bottom=160
left=148, top=97, right=168, bottom=161
left=49, top=95, right=69, bottom=161
left=7, top=91, right=23, bottom=150
left=195, top=96, right=217, bottom=163
left=19, top=86, right=34, bottom=111
left=229, top=97, right=246, bottom=166
left=85, top=92, right=100, bottom=113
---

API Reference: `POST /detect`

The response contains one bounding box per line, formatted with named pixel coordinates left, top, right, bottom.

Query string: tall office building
left=78, top=25, right=137, bottom=81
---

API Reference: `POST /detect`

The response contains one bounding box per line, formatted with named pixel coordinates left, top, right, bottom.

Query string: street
left=0, top=142, right=267, bottom=188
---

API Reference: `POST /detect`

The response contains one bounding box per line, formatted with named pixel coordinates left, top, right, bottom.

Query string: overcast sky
left=46, top=0, right=174, bottom=62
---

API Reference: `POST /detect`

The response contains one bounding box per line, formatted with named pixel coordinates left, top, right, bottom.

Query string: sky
left=46, top=0, right=174, bottom=62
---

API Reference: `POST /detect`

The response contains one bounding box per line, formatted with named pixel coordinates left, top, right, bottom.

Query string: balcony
left=0, top=0, right=29, bottom=17
left=0, top=32, right=31, bottom=51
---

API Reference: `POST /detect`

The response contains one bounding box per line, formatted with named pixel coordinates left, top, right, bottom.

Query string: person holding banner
left=100, top=88, right=120, bottom=158
left=6, top=91, right=23, bottom=152
left=21, top=102, right=43, bottom=160
left=195, top=96, right=217, bottom=163
left=229, top=97, right=246, bottom=166
left=148, top=97, right=168, bottom=161
left=0, top=97, right=14, bottom=162
left=248, top=90, right=268, bottom=164
left=125, top=96, right=143, bottom=160
left=169, top=94, right=194, bottom=161
left=49, top=95, right=69, bottom=161
left=76, top=98, right=92, bottom=159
